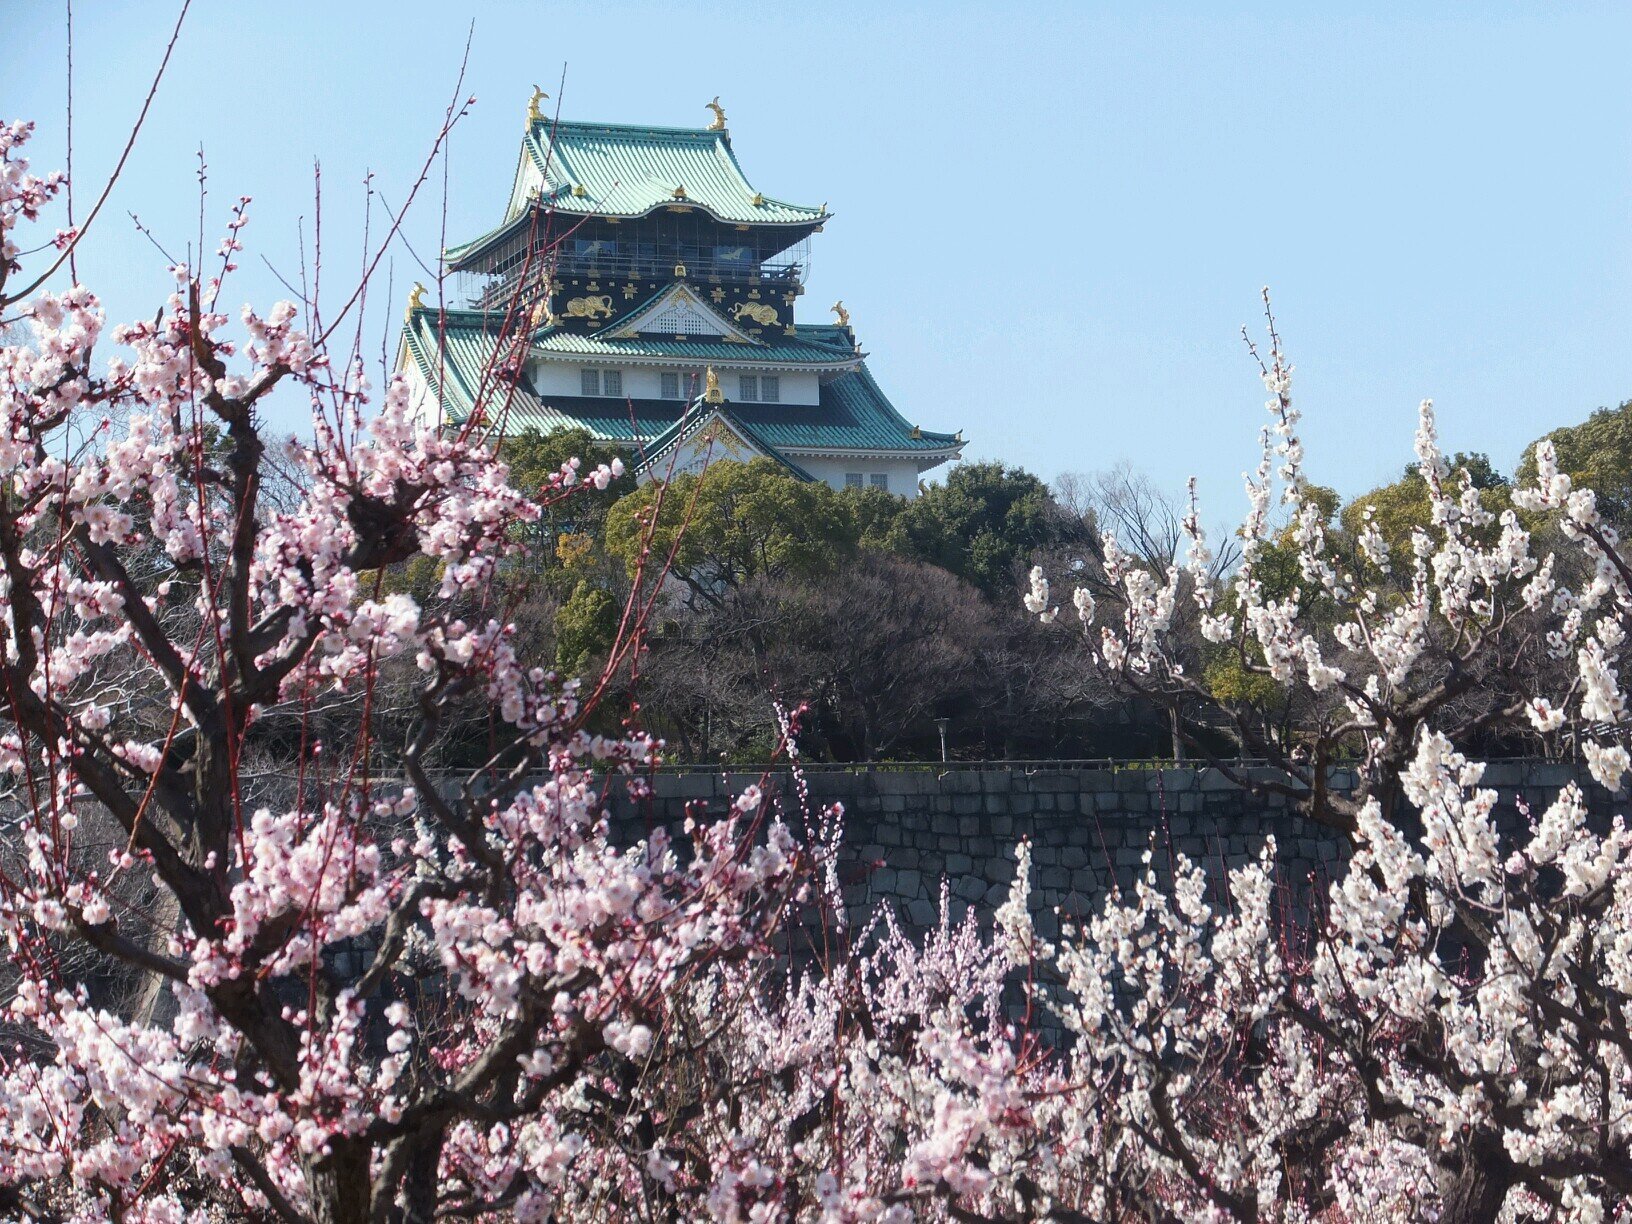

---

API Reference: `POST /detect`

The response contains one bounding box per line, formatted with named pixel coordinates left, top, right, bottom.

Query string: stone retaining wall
left=607, top=761, right=1615, bottom=934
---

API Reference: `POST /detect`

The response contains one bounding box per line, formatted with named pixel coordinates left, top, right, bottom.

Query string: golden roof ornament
left=527, top=86, right=548, bottom=124
left=405, top=282, right=426, bottom=320
left=831, top=300, right=850, bottom=328
left=706, top=96, right=727, bottom=131
left=672, top=185, right=688, bottom=200
left=911, top=425, right=922, bottom=439
left=751, top=192, right=765, bottom=206
left=703, top=366, right=724, bottom=404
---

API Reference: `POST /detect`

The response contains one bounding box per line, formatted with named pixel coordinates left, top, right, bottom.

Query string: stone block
left=897, top=869, right=922, bottom=898
left=953, top=875, right=986, bottom=902
left=669, top=774, right=717, bottom=799
left=1039, top=866, right=1070, bottom=890
left=953, top=795, right=981, bottom=816
left=871, top=772, right=920, bottom=795
left=1060, top=845, right=1089, bottom=869
left=1525, top=762, right=1574, bottom=788
left=1158, top=768, right=1197, bottom=792
left=907, top=898, right=938, bottom=927
left=946, top=852, right=974, bottom=874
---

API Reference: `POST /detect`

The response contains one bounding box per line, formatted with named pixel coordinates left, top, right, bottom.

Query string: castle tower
left=399, top=94, right=963, bottom=496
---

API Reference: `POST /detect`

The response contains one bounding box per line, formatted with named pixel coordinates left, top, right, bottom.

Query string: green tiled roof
left=523, top=120, right=825, bottom=226
left=444, top=213, right=541, bottom=267
left=399, top=308, right=544, bottom=423
left=398, top=307, right=962, bottom=466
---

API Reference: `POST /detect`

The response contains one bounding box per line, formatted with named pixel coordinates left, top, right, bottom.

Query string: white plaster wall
left=529, top=358, right=819, bottom=405
left=399, top=362, right=443, bottom=431
left=793, top=457, right=925, bottom=500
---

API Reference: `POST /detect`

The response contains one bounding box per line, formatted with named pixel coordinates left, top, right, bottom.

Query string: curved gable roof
left=524, top=119, right=826, bottom=226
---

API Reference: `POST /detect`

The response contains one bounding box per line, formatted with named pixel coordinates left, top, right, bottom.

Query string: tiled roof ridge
left=530, top=117, right=724, bottom=141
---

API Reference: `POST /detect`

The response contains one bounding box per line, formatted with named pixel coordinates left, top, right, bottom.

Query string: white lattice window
left=581, top=369, right=621, bottom=397
left=738, top=375, right=759, bottom=401
left=648, top=305, right=713, bottom=335
left=845, top=473, right=864, bottom=488
left=661, top=372, right=681, bottom=399
left=761, top=376, right=780, bottom=403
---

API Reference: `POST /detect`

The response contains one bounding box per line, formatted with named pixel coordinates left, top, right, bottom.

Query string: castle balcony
left=449, top=237, right=809, bottom=310
left=555, top=247, right=805, bottom=286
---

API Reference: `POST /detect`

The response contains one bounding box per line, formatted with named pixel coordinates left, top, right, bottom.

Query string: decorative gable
left=599, top=283, right=760, bottom=344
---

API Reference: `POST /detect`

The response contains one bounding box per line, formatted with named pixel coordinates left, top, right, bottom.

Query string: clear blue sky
left=6, top=1, right=1630, bottom=510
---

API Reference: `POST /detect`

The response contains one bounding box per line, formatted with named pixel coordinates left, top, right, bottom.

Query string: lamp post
left=933, top=717, right=951, bottom=763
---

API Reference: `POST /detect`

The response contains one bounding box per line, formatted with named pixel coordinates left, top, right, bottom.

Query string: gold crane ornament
left=831, top=300, right=850, bottom=328
left=405, top=282, right=426, bottom=320
left=706, top=96, right=727, bottom=130
left=527, top=86, right=548, bottom=124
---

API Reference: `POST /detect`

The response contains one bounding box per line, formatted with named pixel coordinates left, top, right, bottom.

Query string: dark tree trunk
left=1433, top=1135, right=1514, bottom=1224
left=306, top=1140, right=373, bottom=1224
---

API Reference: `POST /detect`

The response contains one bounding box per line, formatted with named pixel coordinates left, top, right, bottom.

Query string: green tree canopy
left=499, top=427, right=636, bottom=545
left=554, top=580, right=620, bottom=675
left=604, top=458, right=858, bottom=608
left=888, top=462, right=1084, bottom=599
left=836, top=483, right=907, bottom=551
left=1518, top=398, right=1632, bottom=522
left=1340, top=453, right=1512, bottom=560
